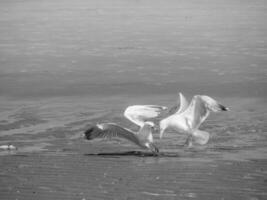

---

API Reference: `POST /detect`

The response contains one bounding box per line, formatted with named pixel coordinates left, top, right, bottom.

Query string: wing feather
left=183, top=95, right=228, bottom=129
left=167, top=92, right=189, bottom=115
left=192, top=130, right=210, bottom=145
left=177, top=93, right=189, bottom=114
left=84, top=123, right=140, bottom=146
left=124, top=105, right=167, bottom=127
left=182, top=95, right=209, bottom=129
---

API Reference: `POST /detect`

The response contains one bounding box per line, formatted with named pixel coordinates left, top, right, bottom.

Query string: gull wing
left=124, top=105, right=167, bottom=127
left=176, top=92, right=189, bottom=114
left=84, top=123, right=140, bottom=146
left=182, top=95, right=210, bottom=130
left=183, top=95, right=228, bottom=130
left=167, top=92, right=189, bottom=115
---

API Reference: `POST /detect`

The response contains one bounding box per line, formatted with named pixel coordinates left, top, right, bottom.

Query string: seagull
left=84, top=122, right=159, bottom=155
left=159, top=94, right=228, bottom=146
left=84, top=103, right=168, bottom=155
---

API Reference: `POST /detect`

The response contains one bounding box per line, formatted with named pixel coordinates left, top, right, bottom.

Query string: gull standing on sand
left=84, top=122, right=159, bottom=155
left=160, top=94, right=228, bottom=146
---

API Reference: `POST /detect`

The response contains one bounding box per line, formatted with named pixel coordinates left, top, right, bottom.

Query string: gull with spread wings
left=84, top=122, right=159, bottom=155
left=160, top=94, right=228, bottom=146
left=84, top=105, right=167, bottom=155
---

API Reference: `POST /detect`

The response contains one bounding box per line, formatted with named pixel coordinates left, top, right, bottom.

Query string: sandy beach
left=0, top=0, right=267, bottom=199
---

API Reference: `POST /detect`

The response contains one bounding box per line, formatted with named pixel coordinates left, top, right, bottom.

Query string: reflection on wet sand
left=84, top=151, right=179, bottom=157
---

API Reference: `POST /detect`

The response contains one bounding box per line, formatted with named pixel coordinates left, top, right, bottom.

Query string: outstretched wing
left=124, top=105, right=167, bottom=127
left=84, top=123, right=140, bottom=146
left=177, top=92, right=189, bottom=114
left=183, top=95, right=228, bottom=129
left=167, top=92, right=189, bottom=115
left=182, top=95, right=210, bottom=130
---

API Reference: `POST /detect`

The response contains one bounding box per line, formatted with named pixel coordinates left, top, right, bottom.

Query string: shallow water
left=0, top=0, right=266, bottom=199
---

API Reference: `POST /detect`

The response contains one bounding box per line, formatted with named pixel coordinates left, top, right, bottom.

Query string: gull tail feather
left=192, top=130, right=210, bottom=145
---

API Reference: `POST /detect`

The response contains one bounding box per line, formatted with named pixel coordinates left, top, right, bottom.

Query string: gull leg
left=183, top=135, right=193, bottom=148
left=149, top=143, right=160, bottom=156
left=159, top=127, right=166, bottom=139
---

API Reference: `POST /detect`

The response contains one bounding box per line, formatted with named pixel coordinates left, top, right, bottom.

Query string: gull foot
left=183, top=136, right=193, bottom=148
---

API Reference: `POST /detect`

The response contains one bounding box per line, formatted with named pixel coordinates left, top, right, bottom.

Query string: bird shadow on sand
left=84, top=151, right=180, bottom=157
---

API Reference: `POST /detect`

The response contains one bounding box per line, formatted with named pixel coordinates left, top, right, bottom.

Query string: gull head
left=200, top=95, right=229, bottom=112
left=144, top=121, right=156, bottom=132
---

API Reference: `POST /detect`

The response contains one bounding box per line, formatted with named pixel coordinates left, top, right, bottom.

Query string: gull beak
left=219, top=104, right=229, bottom=111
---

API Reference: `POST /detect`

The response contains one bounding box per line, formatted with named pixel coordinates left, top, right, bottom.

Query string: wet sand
left=0, top=0, right=267, bottom=199
left=0, top=149, right=267, bottom=200
left=0, top=95, right=266, bottom=200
